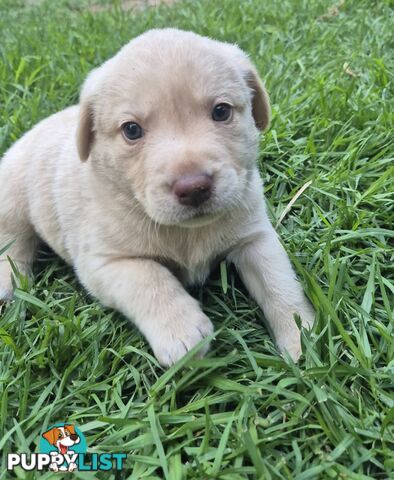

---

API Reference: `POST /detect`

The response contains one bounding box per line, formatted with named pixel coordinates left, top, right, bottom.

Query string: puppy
left=0, top=29, right=314, bottom=365
left=42, top=425, right=80, bottom=472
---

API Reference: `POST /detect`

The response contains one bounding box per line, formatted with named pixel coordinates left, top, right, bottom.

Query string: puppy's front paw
left=275, top=302, right=315, bottom=362
left=49, top=463, right=59, bottom=472
left=0, top=262, right=13, bottom=303
left=0, top=287, right=12, bottom=303
left=298, top=300, right=315, bottom=329
left=276, top=332, right=302, bottom=362
left=150, top=310, right=214, bottom=367
left=68, top=462, right=77, bottom=472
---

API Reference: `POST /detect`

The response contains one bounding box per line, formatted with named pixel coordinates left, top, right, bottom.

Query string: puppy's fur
left=0, top=29, right=314, bottom=365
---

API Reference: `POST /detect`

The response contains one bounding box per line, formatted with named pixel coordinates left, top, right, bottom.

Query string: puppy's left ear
left=42, top=428, right=57, bottom=446
left=76, top=66, right=103, bottom=162
left=76, top=100, right=94, bottom=162
left=243, top=65, right=271, bottom=131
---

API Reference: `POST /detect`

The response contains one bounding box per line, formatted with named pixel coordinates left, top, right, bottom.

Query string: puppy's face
left=42, top=425, right=80, bottom=454
left=77, top=29, right=270, bottom=227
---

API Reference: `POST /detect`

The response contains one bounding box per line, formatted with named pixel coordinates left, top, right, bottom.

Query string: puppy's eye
left=212, top=103, right=232, bottom=122
left=122, top=122, right=143, bottom=141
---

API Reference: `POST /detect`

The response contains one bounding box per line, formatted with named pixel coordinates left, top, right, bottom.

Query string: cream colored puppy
left=0, top=29, right=314, bottom=365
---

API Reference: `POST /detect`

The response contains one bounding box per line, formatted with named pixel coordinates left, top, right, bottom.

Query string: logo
left=7, top=423, right=127, bottom=473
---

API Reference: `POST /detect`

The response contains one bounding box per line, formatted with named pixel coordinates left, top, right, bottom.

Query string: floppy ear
left=76, top=66, right=104, bottom=162
left=76, top=100, right=94, bottom=161
left=224, top=44, right=271, bottom=131
left=42, top=428, right=57, bottom=446
left=65, top=424, right=76, bottom=435
left=244, top=66, right=271, bottom=131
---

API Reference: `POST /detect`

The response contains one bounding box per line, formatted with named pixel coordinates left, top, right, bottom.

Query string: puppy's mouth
left=178, top=210, right=224, bottom=228
left=59, top=443, right=68, bottom=455
left=146, top=195, right=234, bottom=228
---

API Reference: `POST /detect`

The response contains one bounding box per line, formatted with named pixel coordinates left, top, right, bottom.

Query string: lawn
left=0, top=0, right=393, bottom=478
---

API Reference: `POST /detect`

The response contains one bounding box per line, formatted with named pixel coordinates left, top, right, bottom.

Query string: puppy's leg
left=228, top=227, right=314, bottom=361
left=0, top=182, right=38, bottom=300
left=0, top=222, right=38, bottom=301
left=77, top=257, right=213, bottom=366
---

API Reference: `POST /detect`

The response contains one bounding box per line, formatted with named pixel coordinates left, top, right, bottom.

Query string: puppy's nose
left=70, top=434, right=78, bottom=441
left=173, top=174, right=212, bottom=207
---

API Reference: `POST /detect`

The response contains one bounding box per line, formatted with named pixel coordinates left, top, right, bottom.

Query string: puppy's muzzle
left=173, top=173, right=212, bottom=207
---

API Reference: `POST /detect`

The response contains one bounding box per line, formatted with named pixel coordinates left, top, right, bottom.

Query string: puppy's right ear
left=65, top=424, right=76, bottom=435
left=76, top=100, right=94, bottom=162
left=76, top=67, right=103, bottom=162
left=243, top=65, right=271, bottom=131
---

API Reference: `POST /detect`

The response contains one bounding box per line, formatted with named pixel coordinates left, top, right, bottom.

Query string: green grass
left=0, top=0, right=393, bottom=478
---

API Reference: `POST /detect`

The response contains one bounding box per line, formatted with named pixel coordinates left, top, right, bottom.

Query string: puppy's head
left=77, top=29, right=270, bottom=227
left=42, top=425, right=80, bottom=454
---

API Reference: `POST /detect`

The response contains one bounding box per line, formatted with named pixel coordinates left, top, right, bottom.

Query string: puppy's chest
left=153, top=228, right=234, bottom=286
left=98, top=212, right=243, bottom=285
left=162, top=257, right=216, bottom=286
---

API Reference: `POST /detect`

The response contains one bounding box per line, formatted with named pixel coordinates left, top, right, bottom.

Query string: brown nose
left=70, top=434, right=79, bottom=441
left=173, top=174, right=212, bottom=207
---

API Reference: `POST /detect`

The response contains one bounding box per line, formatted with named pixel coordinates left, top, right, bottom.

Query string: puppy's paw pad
left=152, top=313, right=213, bottom=367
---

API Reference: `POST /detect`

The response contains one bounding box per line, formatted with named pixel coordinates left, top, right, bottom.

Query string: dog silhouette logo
left=7, top=422, right=126, bottom=472
left=40, top=423, right=87, bottom=472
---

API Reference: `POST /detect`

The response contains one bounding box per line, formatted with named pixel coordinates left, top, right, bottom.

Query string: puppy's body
left=1, top=106, right=262, bottom=280
left=0, top=29, right=314, bottom=365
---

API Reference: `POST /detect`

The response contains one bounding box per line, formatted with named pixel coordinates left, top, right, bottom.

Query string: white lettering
left=50, top=453, right=64, bottom=466
left=7, top=453, right=20, bottom=470
left=64, top=453, right=78, bottom=465
left=36, top=454, right=51, bottom=470
left=20, top=453, right=36, bottom=471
